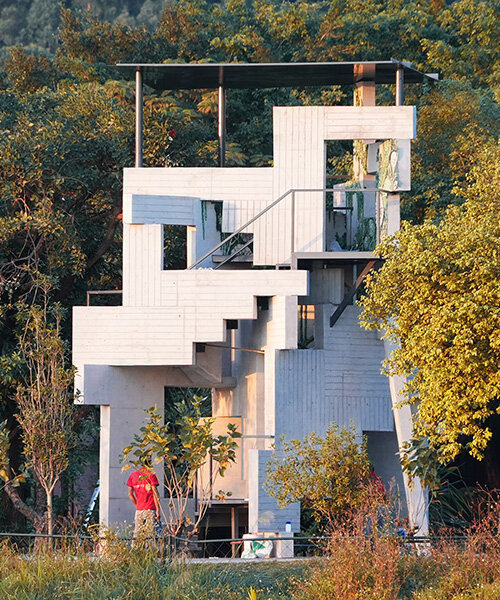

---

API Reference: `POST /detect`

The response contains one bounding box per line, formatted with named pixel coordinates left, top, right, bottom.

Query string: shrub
left=265, top=424, right=371, bottom=531
left=294, top=503, right=403, bottom=600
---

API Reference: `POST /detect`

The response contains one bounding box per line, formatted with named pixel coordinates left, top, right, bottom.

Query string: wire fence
left=0, top=531, right=95, bottom=554
left=0, top=531, right=468, bottom=559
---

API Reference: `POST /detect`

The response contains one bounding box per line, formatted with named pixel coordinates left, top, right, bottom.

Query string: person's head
left=142, top=456, right=153, bottom=469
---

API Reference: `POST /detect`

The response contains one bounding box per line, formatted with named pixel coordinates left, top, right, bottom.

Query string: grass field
left=0, top=532, right=499, bottom=600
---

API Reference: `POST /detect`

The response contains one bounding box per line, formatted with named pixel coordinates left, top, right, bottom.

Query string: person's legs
left=134, top=509, right=155, bottom=540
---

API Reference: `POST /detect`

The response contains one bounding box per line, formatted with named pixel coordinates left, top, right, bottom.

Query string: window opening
left=163, top=225, right=187, bottom=269
left=298, top=304, right=315, bottom=349
left=325, top=140, right=377, bottom=252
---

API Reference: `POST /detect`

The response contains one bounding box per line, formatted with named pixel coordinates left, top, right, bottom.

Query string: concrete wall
left=82, top=365, right=167, bottom=527
left=384, top=338, right=429, bottom=535
left=121, top=106, right=416, bottom=267
left=211, top=290, right=302, bottom=514
left=197, top=417, right=246, bottom=501
left=248, top=449, right=300, bottom=533
left=275, top=304, right=393, bottom=440
left=73, top=269, right=307, bottom=371
left=73, top=101, right=421, bottom=536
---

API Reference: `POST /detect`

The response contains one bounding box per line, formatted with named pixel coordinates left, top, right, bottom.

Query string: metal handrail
left=86, top=290, right=123, bottom=306
left=189, top=188, right=295, bottom=269
left=214, top=239, right=253, bottom=270
left=0, top=531, right=477, bottom=543
left=189, top=186, right=379, bottom=269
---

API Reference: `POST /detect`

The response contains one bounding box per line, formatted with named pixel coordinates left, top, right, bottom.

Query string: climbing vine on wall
left=353, top=140, right=368, bottom=181
left=345, top=187, right=377, bottom=252
left=377, top=140, right=399, bottom=192
left=200, top=200, right=208, bottom=239
left=213, top=202, right=223, bottom=234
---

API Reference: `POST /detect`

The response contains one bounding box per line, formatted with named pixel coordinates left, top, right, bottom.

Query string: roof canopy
left=116, top=60, right=438, bottom=91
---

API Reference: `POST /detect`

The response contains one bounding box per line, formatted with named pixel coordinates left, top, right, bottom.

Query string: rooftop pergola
left=116, top=60, right=438, bottom=167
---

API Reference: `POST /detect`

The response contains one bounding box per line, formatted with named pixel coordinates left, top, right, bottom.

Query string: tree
left=404, top=80, right=499, bottom=222
left=359, top=142, right=500, bottom=480
left=121, top=395, right=241, bottom=537
left=265, top=424, right=372, bottom=531
left=0, top=1, right=30, bottom=48
left=24, top=0, right=61, bottom=53
left=0, top=293, right=75, bottom=536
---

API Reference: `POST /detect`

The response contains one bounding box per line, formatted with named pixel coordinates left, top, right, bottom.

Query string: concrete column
left=218, top=65, right=226, bottom=167
left=386, top=193, right=401, bottom=236
left=83, top=365, right=166, bottom=528
left=248, top=449, right=300, bottom=535
left=353, top=65, right=376, bottom=189
left=354, top=63, right=376, bottom=107
left=186, top=225, right=197, bottom=268
left=384, top=338, right=429, bottom=535
left=396, top=66, right=405, bottom=106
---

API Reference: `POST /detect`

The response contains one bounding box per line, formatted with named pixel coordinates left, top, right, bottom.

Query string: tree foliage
left=15, top=301, right=75, bottom=536
left=265, top=424, right=371, bottom=530
left=360, top=143, right=500, bottom=476
left=405, top=80, right=499, bottom=221
left=0, top=291, right=75, bottom=535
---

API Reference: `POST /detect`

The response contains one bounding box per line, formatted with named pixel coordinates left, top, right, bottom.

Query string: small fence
left=0, top=531, right=465, bottom=559
left=0, top=531, right=95, bottom=554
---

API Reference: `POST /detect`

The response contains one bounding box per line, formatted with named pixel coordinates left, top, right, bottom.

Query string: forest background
left=0, top=0, right=498, bottom=532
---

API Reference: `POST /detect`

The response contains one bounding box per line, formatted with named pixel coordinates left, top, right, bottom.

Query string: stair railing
left=189, top=187, right=380, bottom=269
left=214, top=238, right=253, bottom=270
left=189, top=188, right=295, bottom=269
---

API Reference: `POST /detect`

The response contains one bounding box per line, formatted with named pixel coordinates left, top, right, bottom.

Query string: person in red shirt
left=127, top=460, right=160, bottom=540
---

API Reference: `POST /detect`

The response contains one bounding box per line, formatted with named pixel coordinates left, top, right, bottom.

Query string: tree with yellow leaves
left=360, top=143, right=500, bottom=483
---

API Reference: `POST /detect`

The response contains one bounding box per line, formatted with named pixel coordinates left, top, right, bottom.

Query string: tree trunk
left=4, top=480, right=44, bottom=533
left=45, top=489, right=53, bottom=551
left=46, top=490, right=53, bottom=536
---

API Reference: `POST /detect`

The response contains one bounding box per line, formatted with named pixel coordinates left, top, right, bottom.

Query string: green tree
left=0, top=0, right=498, bottom=531
left=0, top=1, right=31, bottom=48
left=0, top=295, right=75, bottom=536
left=121, top=396, right=241, bottom=537
left=421, top=0, right=499, bottom=90
left=24, top=0, right=61, bottom=53
left=404, top=80, right=499, bottom=222
left=0, top=52, right=133, bottom=527
left=265, top=424, right=371, bottom=531
left=359, top=143, right=500, bottom=477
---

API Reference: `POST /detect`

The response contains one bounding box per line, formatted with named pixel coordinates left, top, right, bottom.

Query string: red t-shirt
left=127, top=468, right=159, bottom=510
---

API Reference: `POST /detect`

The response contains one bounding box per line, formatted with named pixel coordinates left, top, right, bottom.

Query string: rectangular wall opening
left=163, top=225, right=187, bottom=269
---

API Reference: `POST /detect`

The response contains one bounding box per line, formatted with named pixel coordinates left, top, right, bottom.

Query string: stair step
left=212, top=254, right=253, bottom=263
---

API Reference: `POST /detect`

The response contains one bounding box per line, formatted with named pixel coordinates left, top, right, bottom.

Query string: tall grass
left=293, top=503, right=403, bottom=600
left=295, top=492, right=500, bottom=600
left=0, top=495, right=499, bottom=599
left=0, top=536, right=310, bottom=600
